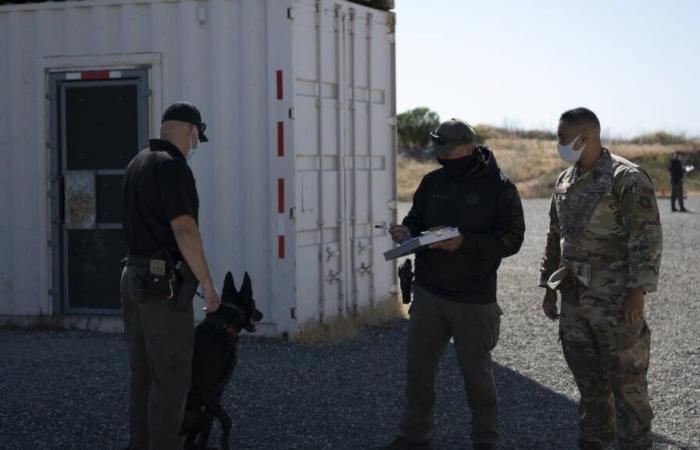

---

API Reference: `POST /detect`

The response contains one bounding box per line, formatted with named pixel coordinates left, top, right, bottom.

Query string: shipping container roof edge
left=0, top=0, right=394, bottom=11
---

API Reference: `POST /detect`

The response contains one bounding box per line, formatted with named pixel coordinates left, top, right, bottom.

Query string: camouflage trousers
left=560, top=287, right=653, bottom=450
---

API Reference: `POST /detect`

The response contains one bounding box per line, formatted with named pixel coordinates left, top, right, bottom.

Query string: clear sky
left=395, top=0, right=700, bottom=138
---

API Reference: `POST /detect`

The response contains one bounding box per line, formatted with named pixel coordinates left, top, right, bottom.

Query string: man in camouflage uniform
left=539, top=108, right=662, bottom=450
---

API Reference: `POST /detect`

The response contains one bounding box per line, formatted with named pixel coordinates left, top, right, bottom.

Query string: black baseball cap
left=161, top=101, right=209, bottom=142
left=425, top=118, right=476, bottom=157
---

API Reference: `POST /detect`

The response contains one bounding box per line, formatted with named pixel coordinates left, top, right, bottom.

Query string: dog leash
left=196, top=290, right=246, bottom=315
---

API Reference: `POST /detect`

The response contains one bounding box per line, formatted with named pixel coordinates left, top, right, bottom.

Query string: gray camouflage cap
left=426, top=118, right=477, bottom=157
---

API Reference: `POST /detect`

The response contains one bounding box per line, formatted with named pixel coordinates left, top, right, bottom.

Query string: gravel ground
left=0, top=198, right=698, bottom=450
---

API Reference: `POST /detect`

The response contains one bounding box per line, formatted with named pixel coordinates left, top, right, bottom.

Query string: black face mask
left=438, top=149, right=482, bottom=180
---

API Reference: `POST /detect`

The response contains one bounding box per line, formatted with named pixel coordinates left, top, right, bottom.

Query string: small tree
left=398, top=108, right=490, bottom=160
left=397, top=107, right=441, bottom=150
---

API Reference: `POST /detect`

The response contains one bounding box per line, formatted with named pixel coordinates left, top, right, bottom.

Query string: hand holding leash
left=201, top=280, right=221, bottom=312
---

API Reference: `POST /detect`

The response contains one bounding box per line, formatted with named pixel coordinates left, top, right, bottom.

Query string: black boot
left=381, top=436, right=432, bottom=450
left=473, top=443, right=497, bottom=450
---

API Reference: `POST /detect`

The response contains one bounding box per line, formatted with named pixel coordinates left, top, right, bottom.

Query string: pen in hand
left=375, top=223, right=399, bottom=230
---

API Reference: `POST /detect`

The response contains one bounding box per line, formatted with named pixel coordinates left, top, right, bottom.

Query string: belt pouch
left=144, top=257, right=172, bottom=298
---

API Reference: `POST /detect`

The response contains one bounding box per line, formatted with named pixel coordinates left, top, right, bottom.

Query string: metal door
left=342, top=5, right=393, bottom=315
left=49, top=69, right=149, bottom=314
left=291, top=1, right=396, bottom=324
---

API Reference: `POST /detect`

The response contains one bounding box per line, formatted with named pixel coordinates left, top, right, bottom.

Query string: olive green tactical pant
left=560, top=287, right=653, bottom=450
left=121, top=266, right=194, bottom=450
left=399, top=287, right=502, bottom=446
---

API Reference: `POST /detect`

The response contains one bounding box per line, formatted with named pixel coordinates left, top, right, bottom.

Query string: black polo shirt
left=122, top=139, right=199, bottom=260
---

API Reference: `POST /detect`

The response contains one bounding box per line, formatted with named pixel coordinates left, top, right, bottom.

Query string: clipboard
left=383, top=227, right=461, bottom=261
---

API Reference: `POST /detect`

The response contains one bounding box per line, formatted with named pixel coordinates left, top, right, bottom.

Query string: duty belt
left=123, top=254, right=151, bottom=267
left=123, top=254, right=178, bottom=300
left=124, top=254, right=182, bottom=270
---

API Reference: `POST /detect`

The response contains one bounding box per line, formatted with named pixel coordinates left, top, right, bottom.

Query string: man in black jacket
left=668, top=152, right=687, bottom=212
left=383, top=118, right=525, bottom=450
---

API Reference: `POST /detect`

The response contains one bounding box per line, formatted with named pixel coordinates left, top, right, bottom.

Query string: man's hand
left=201, top=280, right=222, bottom=313
left=623, top=287, right=645, bottom=323
left=171, top=214, right=219, bottom=311
left=429, top=234, right=464, bottom=253
left=542, top=288, right=559, bottom=321
left=389, top=224, right=411, bottom=244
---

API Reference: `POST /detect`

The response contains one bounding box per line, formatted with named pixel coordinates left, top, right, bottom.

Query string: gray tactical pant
left=399, top=287, right=502, bottom=446
left=121, top=265, right=194, bottom=450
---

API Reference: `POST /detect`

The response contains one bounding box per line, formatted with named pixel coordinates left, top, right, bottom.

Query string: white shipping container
left=0, top=0, right=397, bottom=336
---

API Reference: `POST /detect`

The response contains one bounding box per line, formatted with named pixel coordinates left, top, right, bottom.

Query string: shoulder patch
left=638, top=194, right=653, bottom=212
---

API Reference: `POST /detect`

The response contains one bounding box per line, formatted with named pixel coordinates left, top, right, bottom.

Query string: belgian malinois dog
left=180, top=272, right=263, bottom=450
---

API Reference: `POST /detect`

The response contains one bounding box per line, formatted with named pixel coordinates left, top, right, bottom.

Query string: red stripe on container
left=276, top=70, right=283, bottom=99
left=277, top=178, right=285, bottom=214
left=82, top=71, right=110, bottom=80
left=278, top=235, right=285, bottom=259
left=277, top=122, right=285, bottom=157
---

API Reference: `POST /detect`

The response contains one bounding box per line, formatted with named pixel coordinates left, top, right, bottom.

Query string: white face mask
left=557, top=134, right=586, bottom=164
left=186, top=128, right=199, bottom=162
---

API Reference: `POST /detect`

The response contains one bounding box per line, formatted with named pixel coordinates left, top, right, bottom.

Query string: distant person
left=539, top=107, right=662, bottom=450
left=383, top=118, right=525, bottom=450
left=668, top=152, right=687, bottom=212
left=121, top=101, right=221, bottom=449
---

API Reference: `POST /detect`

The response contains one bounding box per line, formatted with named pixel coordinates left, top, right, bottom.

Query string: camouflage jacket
left=539, top=149, right=662, bottom=295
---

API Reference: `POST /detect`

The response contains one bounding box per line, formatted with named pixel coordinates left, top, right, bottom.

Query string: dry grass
left=397, top=158, right=439, bottom=202
left=611, top=142, right=688, bottom=158
left=398, top=138, right=699, bottom=200
left=293, top=297, right=407, bottom=345
left=487, top=138, right=564, bottom=183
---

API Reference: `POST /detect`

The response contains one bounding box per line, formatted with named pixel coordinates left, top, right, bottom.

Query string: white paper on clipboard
left=383, top=227, right=461, bottom=261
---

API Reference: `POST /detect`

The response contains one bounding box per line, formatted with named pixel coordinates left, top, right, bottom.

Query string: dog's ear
left=223, top=271, right=236, bottom=297
left=241, top=272, right=252, bottom=297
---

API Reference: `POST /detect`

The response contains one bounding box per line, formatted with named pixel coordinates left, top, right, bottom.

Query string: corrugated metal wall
left=0, top=0, right=396, bottom=335
left=291, top=0, right=397, bottom=325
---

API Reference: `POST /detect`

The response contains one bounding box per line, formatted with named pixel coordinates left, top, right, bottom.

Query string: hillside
left=398, top=133, right=700, bottom=201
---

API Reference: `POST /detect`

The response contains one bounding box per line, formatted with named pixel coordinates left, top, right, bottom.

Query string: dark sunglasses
left=430, top=132, right=452, bottom=146
left=198, top=122, right=207, bottom=134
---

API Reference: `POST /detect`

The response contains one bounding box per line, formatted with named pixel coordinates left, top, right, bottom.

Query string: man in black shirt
left=668, top=152, right=687, bottom=212
left=383, top=119, right=525, bottom=450
left=121, top=101, right=221, bottom=450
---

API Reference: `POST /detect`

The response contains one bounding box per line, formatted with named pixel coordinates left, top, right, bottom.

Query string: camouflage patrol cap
left=426, top=118, right=477, bottom=157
